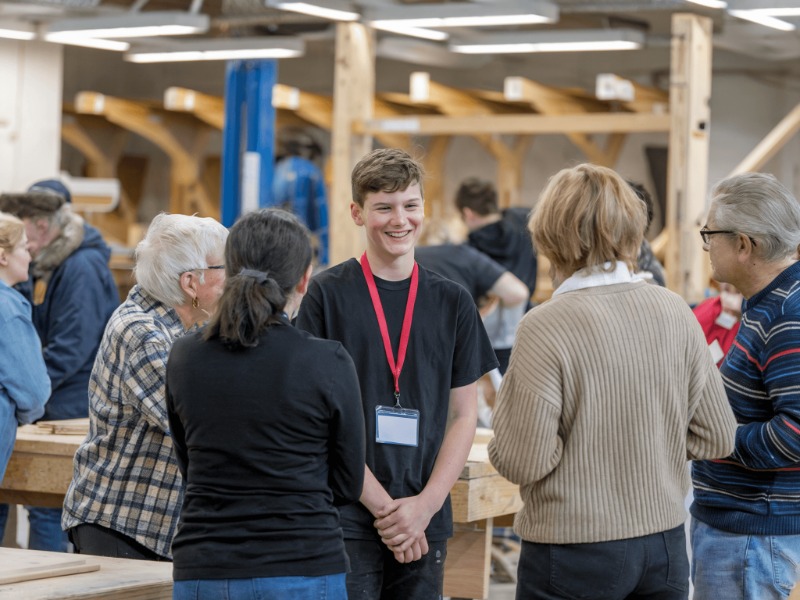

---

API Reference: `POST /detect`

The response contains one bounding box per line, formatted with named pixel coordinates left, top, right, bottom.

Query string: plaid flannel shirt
left=62, top=285, right=185, bottom=558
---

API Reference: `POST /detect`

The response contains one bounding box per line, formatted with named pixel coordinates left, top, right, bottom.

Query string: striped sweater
left=488, top=280, right=738, bottom=544
left=692, top=261, right=800, bottom=536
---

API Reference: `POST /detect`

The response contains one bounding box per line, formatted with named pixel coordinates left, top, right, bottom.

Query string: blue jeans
left=691, top=518, right=800, bottom=600
left=27, top=506, right=70, bottom=552
left=345, top=538, right=447, bottom=600
left=515, top=525, right=689, bottom=600
left=0, top=505, right=69, bottom=551
left=173, top=574, right=347, bottom=600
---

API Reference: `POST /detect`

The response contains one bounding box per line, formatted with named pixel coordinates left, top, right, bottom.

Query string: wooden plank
left=444, top=519, right=493, bottom=599
left=730, top=102, right=800, bottom=176
left=664, top=13, right=713, bottom=303
left=356, top=112, right=671, bottom=136
left=0, top=557, right=99, bottom=585
left=0, top=548, right=171, bottom=599
left=451, top=474, right=523, bottom=523
left=163, top=87, right=224, bottom=130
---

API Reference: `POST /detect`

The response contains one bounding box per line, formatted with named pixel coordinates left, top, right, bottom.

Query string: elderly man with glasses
left=691, top=172, right=800, bottom=600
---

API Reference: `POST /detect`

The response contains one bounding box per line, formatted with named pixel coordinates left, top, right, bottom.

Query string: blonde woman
left=0, top=212, right=48, bottom=485
left=489, top=164, right=738, bottom=600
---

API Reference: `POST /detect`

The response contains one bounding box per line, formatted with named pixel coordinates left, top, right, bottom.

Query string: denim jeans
left=27, top=506, right=70, bottom=552
left=515, top=525, right=690, bottom=600
left=173, top=573, right=347, bottom=600
left=691, top=518, right=800, bottom=600
left=0, top=504, right=69, bottom=551
left=345, top=538, right=447, bottom=600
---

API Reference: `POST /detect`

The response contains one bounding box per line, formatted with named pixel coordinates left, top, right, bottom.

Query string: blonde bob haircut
left=530, top=163, right=646, bottom=277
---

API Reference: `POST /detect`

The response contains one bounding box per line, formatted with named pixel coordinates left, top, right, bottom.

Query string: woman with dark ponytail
left=166, top=208, right=365, bottom=600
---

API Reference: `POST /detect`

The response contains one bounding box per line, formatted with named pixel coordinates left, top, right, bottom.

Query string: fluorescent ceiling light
left=45, top=33, right=130, bottom=51
left=370, top=22, right=449, bottom=41
left=728, top=10, right=796, bottom=30
left=265, top=0, right=359, bottom=21
left=365, top=0, right=558, bottom=29
left=739, top=8, right=800, bottom=17
left=47, top=11, right=209, bottom=39
left=0, top=20, right=36, bottom=40
left=450, top=29, right=645, bottom=54
left=685, top=0, right=728, bottom=8
left=125, top=37, right=304, bottom=63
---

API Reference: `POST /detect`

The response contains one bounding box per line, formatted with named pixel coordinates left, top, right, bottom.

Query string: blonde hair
left=0, top=211, right=25, bottom=253
left=530, top=163, right=646, bottom=276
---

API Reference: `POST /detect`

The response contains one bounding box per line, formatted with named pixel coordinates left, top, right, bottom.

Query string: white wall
left=0, top=39, right=62, bottom=192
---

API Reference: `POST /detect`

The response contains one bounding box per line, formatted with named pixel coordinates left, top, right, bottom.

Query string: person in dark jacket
left=0, top=181, right=119, bottom=552
left=455, top=178, right=536, bottom=373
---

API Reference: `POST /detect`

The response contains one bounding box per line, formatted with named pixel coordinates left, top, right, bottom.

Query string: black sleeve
left=463, top=245, right=506, bottom=298
left=451, top=287, right=500, bottom=388
left=327, top=344, right=366, bottom=506
left=165, top=345, right=189, bottom=481
left=296, top=279, right=325, bottom=338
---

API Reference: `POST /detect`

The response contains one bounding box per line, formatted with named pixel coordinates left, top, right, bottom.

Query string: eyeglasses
left=699, top=227, right=756, bottom=246
left=181, top=265, right=225, bottom=275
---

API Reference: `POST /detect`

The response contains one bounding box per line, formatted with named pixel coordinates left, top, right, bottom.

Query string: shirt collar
left=553, top=261, right=642, bottom=297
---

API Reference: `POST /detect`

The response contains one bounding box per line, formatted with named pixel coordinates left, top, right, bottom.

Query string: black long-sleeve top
left=165, top=317, right=365, bottom=581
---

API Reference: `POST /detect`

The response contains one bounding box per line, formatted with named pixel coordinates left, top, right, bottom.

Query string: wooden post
left=665, top=13, right=713, bottom=302
left=330, top=23, right=374, bottom=265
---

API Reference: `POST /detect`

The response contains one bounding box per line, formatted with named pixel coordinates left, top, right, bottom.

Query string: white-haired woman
left=62, top=213, right=228, bottom=561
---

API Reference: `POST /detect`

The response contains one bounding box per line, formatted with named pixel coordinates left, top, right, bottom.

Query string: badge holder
left=376, top=402, right=420, bottom=447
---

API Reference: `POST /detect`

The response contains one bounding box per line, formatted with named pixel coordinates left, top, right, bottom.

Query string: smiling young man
left=296, top=148, right=497, bottom=600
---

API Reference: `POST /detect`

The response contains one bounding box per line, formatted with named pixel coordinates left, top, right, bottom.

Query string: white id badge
left=708, top=339, right=725, bottom=364
left=715, top=311, right=738, bottom=330
left=375, top=406, right=420, bottom=447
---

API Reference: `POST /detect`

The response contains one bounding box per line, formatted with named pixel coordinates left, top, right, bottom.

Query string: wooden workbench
left=0, top=547, right=172, bottom=599
left=0, top=422, right=521, bottom=600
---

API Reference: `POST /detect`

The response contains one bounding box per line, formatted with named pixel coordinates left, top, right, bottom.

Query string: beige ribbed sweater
left=488, top=281, right=738, bottom=544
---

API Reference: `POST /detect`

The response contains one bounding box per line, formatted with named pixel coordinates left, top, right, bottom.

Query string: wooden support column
left=331, top=22, right=374, bottom=264
left=665, top=13, right=713, bottom=302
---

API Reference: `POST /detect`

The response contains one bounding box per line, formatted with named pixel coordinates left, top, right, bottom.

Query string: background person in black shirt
left=166, top=208, right=365, bottom=600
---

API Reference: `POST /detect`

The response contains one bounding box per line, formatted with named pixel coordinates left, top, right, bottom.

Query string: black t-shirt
left=415, top=243, right=505, bottom=305
left=296, top=258, right=498, bottom=541
left=165, top=319, right=365, bottom=580
left=467, top=207, right=538, bottom=294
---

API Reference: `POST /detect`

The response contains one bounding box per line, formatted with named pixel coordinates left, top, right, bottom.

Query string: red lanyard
left=360, top=252, right=419, bottom=405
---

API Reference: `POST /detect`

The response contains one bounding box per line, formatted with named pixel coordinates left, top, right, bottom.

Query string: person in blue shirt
left=0, top=211, right=49, bottom=495
left=0, top=183, right=119, bottom=552
left=692, top=172, right=800, bottom=600
left=272, top=127, right=329, bottom=266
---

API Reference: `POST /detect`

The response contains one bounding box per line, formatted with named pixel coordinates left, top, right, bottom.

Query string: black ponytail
left=204, top=208, right=312, bottom=350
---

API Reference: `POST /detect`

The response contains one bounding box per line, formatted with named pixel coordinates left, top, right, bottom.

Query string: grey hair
left=134, top=213, right=229, bottom=307
left=710, top=172, right=800, bottom=262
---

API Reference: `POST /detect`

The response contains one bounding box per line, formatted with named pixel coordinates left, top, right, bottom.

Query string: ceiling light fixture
left=370, top=22, right=449, bottom=41
left=265, top=0, right=359, bottom=22
left=124, top=37, right=305, bottom=63
left=365, top=0, right=558, bottom=30
left=45, top=33, right=130, bottom=51
left=728, top=9, right=796, bottom=30
left=46, top=11, right=209, bottom=39
left=685, top=0, right=728, bottom=8
left=450, top=29, right=645, bottom=54
left=0, top=20, right=36, bottom=40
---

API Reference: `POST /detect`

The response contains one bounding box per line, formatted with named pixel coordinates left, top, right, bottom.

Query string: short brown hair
left=351, top=148, right=424, bottom=207
left=530, top=163, right=646, bottom=276
left=454, top=178, right=498, bottom=216
left=0, top=192, right=65, bottom=220
left=0, top=212, right=24, bottom=253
